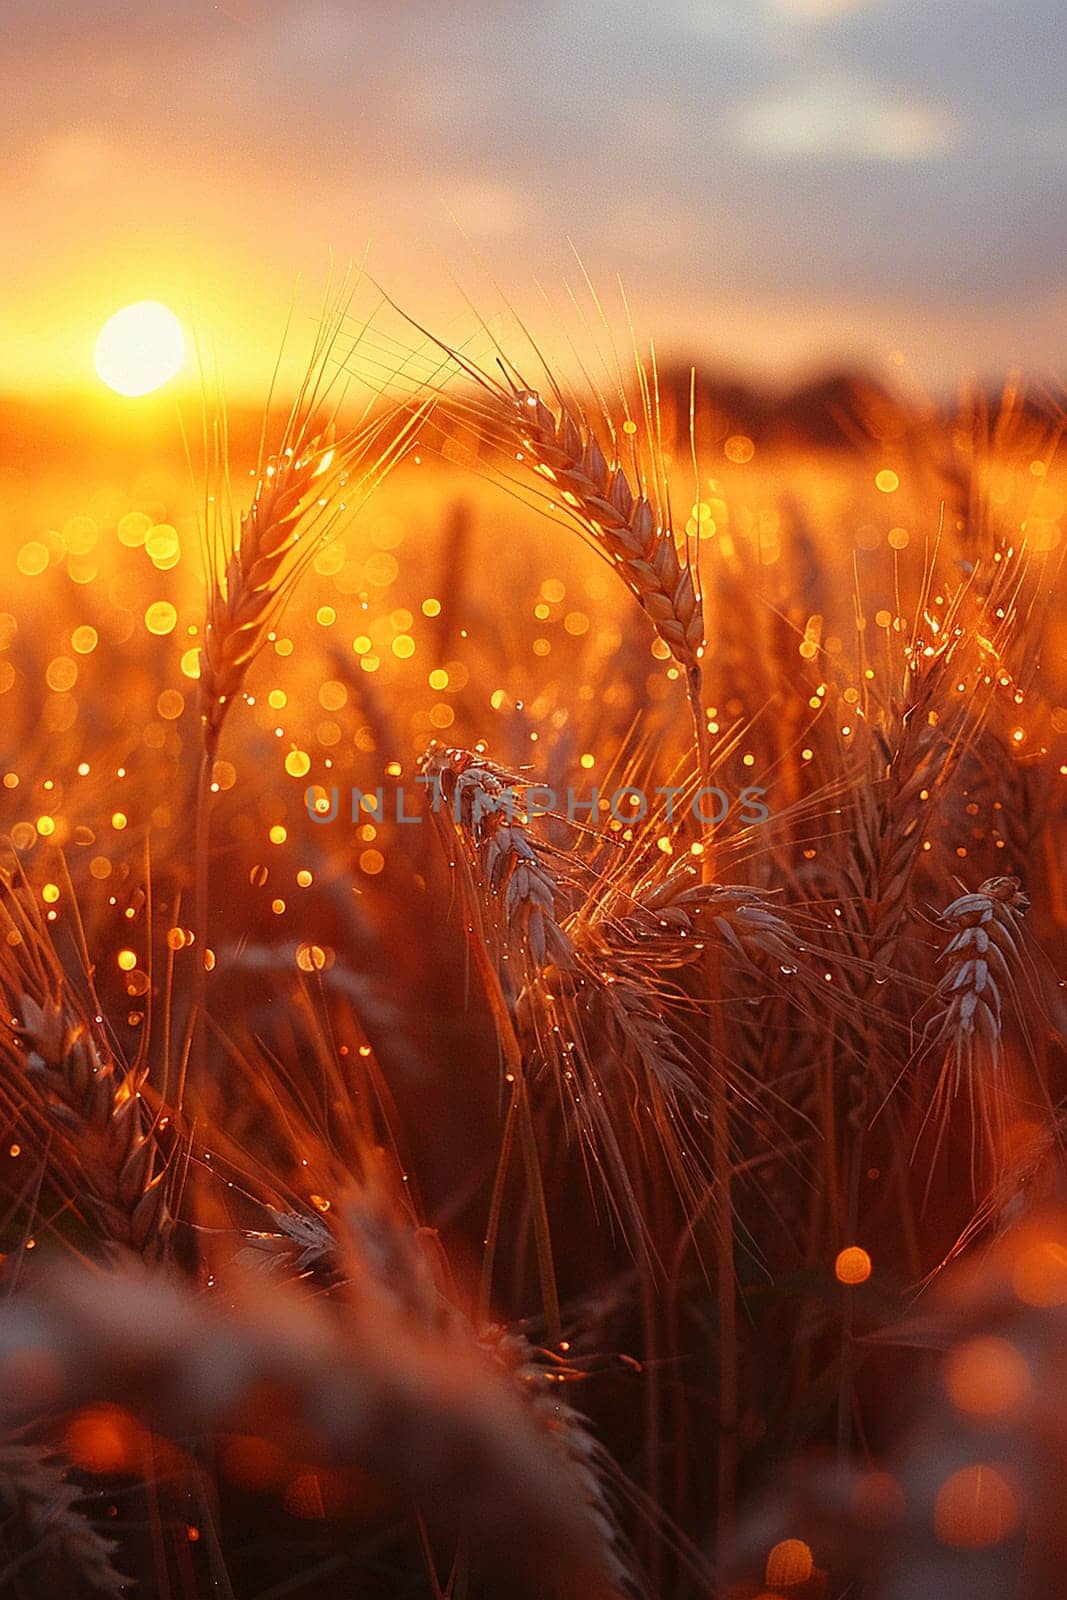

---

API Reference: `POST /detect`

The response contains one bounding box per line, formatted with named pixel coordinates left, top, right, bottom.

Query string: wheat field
left=0, top=293, right=1065, bottom=1599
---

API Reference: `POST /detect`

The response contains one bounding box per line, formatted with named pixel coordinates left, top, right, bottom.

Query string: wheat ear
left=935, top=875, right=1029, bottom=1078
left=516, top=864, right=800, bottom=1239
left=513, top=392, right=703, bottom=667
left=338, top=1188, right=636, bottom=1596
left=508, top=389, right=707, bottom=759
left=0, top=1444, right=126, bottom=1595
left=199, top=427, right=336, bottom=760
left=7, top=992, right=174, bottom=1258
left=918, top=874, right=1031, bottom=1185
left=199, top=407, right=420, bottom=763
left=855, top=630, right=978, bottom=974
left=417, top=742, right=575, bottom=975
left=375, top=303, right=707, bottom=756
left=0, top=885, right=174, bottom=1259
left=416, top=741, right=565, bottom=1338
left=191, top=312, right=426, bottom=1096
left=597, top=862, right=799, bottom=972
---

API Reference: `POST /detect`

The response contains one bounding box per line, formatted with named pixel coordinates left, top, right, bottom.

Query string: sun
left=94, top=301, right=186, bottom=397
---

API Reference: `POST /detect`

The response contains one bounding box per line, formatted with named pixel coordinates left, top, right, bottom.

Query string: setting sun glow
left=94, top=301, right=186, bottom=397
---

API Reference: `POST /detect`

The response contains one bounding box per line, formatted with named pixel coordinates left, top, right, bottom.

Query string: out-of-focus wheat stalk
left=0, top=1259, right=623, bottom=1599
left=0, top=1445, right=126, bottom=1595
left=488, top=1328, right=639, bottom=1600
left=342, top=1180, right=640, bottom=1597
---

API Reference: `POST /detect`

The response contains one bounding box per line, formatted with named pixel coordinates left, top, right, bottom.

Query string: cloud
left=729, top=78, right=960, bottom=162
left=771, top=0, right=870, bottom=18
left=445, top=180, right=530, bottom=237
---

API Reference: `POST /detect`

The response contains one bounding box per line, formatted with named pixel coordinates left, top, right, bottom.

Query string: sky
left=2, top=0, right=1065, bottom=397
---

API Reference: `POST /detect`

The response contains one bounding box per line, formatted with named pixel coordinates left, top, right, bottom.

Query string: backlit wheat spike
left=919, top=874, right=1031, bottom=1186
left=503, top=833, right=805, bottom=1236
left=380, top=308, right=705, bottom=695
left=9, top=992, right=173, bottom=1258
left=568, top=960, right=705, bottom=1205
left=861, top=633, right=975, bottom=968
left=513, top=889, right=711, bottom=1240
left=0, top=884, right=174, bottom=1259
left=601, top=862, right=799, bottom=972
left=418, top=741, right=574, bottom=973
left=827, top=588, right=981, bottom=998
left=199, top=405, right=418, bottom=761
left=0, top=1444, right=127, bottom=1595
left=511, top=388, right=705, bottom=677
left=200, top=429, right=334, bottom=757
left=935, top=875, right=1030, bottom=1082
left=199, top=308, right=426, bottom=762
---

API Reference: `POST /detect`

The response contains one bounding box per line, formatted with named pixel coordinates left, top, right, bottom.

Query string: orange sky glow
left=2, top=0, right=1064, bottom=400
